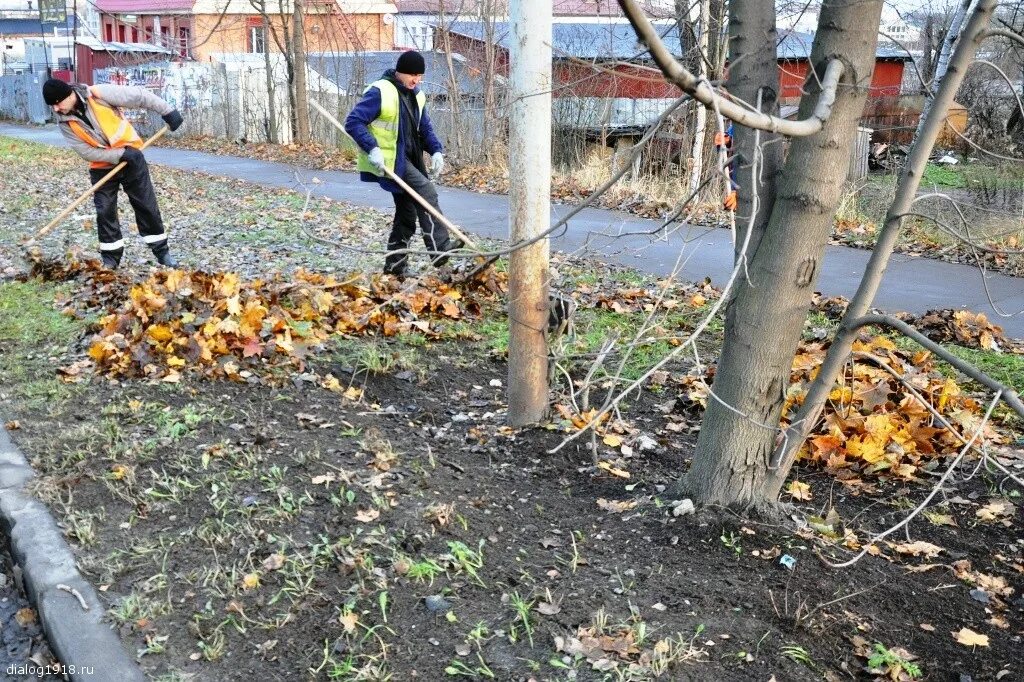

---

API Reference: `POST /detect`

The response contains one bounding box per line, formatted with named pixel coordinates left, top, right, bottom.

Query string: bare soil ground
left=0, top=136, right=1022, bottom=682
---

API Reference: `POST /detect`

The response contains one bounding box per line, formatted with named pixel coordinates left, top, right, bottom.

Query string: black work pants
left=384, top=164, right=452, bottom=274
left=89, top=156, right=168, bottom=262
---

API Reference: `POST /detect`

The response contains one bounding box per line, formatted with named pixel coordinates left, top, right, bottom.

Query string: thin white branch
left=618, top=0, right=845, bottom=137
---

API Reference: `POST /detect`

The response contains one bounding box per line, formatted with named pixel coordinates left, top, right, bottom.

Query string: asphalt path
left=3, top=122, right=1022, bottom=338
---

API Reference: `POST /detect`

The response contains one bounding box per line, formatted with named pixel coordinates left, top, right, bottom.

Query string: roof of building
left=438, top=22, right=912, bottom=62
left=0, top=17, right=76, bottom=35
left=307, top=50, right=489, bottom=96
left=76, top=37, right=174, bottom=54
left=777, top=30, right=910, bottom=61
left=93, top=0, right=194, bottom=11
left=438, top=20, right=684, bottom=60
left=396, top=0, right=673, bottom=16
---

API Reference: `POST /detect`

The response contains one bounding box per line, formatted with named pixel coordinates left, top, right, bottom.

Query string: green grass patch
left=940, top=344, right=1024, bottom=396
left=0, top=136, right=63, bottom=164
left=920, top=161, right=1024, bottom=190
left=0, top=279, right=87, bottom=406
left=330, top=337, right=423, bottom=377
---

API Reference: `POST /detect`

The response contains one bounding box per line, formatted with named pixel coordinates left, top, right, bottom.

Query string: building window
left=179, top=27, right=191, bottom=58
left=118, top=25, right=126, bottom=42
left=105, top=24, right=113, bottom=42
left=248, top=19, right=266, bottom=53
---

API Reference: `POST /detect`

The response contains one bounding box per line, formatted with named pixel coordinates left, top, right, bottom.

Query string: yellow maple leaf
left=88, top=341, right=109, bottom=363
left=241, top=573, right=260, bottom=590
left=147, top=324, right=174, bottom=343
left=846, top=436, right=886, bottom=464
left=787, top=480, right=813, bottom=501
left=219, top=272, right=241, bottom=298
left=164, top=269, right=184, bottom=293
left=937, top=377, right=960, bottom=412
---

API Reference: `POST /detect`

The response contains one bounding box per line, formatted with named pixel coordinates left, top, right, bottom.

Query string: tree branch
left=849, top=314, right=1024, bottom=419
left=618, top=0, right=845, bottom=137
left=769, top=0, right=999, bottom=472
left=981, top=27, right=1024, bottom=45
left=819, top=390, right=1001, bottom=570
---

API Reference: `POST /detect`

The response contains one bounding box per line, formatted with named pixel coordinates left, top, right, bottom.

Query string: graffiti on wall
left=94, top=62, right=214, bottom=116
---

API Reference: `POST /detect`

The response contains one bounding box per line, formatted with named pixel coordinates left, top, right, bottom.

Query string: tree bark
left=725, top=0, right=782, bottom=261
left=293, top=0, right=310, bottom=144
left=687, top=0, right=710, bottom=195
left=768, top=0, right=998, bottom=487
left=507, top=0, right=551, bottom=426
left=681, top=0, right=884, bottom=512
left=261, top=17, right=278, bottom=143
left=916, top=0, right=974, bottom=138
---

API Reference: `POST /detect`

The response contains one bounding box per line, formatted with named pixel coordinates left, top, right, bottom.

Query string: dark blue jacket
left=344, top=70, right=443, bottom=194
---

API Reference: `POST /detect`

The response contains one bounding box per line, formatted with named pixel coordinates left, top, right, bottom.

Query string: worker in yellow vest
left=344, top=51, right=462, bottom=277
left=42, top=78, right=183, bottom=270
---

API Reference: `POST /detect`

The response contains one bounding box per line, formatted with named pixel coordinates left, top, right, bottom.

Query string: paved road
left=4, top=122, right=1023, bottom=338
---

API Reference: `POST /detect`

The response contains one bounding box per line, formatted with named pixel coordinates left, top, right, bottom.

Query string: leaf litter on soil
left=4, top=135, right=1022, bottom=682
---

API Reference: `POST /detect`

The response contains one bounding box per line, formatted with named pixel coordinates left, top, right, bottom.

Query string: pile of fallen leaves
left=36, top=257, right=504, bottom=384
left=900, top=309, right=1019, bottom=353
left=677, top=335, right=1003, bottom=481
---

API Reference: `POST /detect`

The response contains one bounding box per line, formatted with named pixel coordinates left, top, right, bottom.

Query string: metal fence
left=0, top=72, right=50, bottom=124
left=848, top=126, right=872, bottom=182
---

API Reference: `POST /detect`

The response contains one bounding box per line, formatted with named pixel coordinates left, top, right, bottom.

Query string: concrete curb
left=0, top=426, right=145, bottom=682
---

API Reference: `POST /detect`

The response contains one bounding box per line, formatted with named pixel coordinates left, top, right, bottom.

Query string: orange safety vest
left=66, top=89, right=143, bottom=169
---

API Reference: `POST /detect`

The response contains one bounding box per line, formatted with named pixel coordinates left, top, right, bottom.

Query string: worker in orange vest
left=714, top=123, right=738, bottom=212
left=42, top=78, right=183, bottom=270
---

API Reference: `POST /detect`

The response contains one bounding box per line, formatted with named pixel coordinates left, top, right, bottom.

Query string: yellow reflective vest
left=356, top=79, right=426, bottom=176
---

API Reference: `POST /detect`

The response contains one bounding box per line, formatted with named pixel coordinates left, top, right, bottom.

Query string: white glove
left=368, top=147, right=386, bottom=173
left=430, top=151, right=444, bottom=177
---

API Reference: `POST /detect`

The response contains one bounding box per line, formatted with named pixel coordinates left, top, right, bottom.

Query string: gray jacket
left=56, top=84, right=173, bottom=166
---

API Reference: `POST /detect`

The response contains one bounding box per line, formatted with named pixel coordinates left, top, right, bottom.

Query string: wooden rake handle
left=26, top=125, right=170, bottom=245
left=308, top=98, right=478, bottom=251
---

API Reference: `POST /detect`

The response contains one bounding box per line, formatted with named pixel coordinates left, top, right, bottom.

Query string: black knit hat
left=42, top=78, right=74, bottom=105
left=395, top=50, right=425, bottom=75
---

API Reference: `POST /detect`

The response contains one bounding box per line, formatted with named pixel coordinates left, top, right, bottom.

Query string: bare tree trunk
left=921, top=14, right=937, bottom=86
left=437, top=5, right=465, bottom=159
left=698, top=0, right=728, bottom=199
left=769, top=0, right=998, bottom=489
left=293, top=0, right=310, bottom=143
left=507, top=0, right=551, bottom=426
left=681, top=0, right=884, bottom=513
left=687, top=0, right=710, bottom=195
left=725, top=0, right=782, bottom=260
left=481, top=0, right=500, bottom=162
left=262, top=20, right=278, bottom=143
left=916, top=0, right=975, bottom=138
